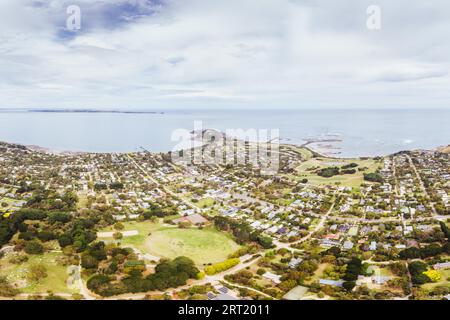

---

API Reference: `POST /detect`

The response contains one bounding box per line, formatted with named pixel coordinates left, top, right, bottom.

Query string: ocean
left=0, top=108, right=448, bottom=157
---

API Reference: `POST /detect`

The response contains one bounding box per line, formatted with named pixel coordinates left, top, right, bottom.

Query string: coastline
left=1, top=137, right=447, bottom=160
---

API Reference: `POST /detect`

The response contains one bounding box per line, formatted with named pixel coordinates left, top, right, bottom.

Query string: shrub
left=317, top=167, right=340, bottom=178
left=363, top=172, right=383, bottom=183
left=24, top=240, right=44, bottom=255
left=343, top=280, right=356, bottom=291
left=58, top=234, right=73, bottom=248
left=0, top=276, right=19, bottom=297
left=423, top=270, right=441, bottom=282
left=81, top=254, right=99, bottom=269
left=204, top=258, right=240, bottom=275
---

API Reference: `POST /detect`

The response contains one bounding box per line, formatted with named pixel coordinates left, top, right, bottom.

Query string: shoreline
left=1, top=138, right=446, bottom=160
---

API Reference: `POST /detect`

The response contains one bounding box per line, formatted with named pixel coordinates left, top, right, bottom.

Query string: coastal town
left=0, top=137, right=449, bottom=301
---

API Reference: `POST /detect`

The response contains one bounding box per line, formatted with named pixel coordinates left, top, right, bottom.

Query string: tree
left=205, top=258, right=240, bottom=275
left=343, top=257, right=363, bottom=282
left=411, top=273, right=431, bottom=285
left=399, top=247, right=421, bottom=260
left=27, top=264, right=48, bottom=282
left=0, top=276, right=19, bottom=297
left=113, top=232, right=123, bottom=240
left=363, top=172, right=383, bottom=183
left=279, top=279, right=297, bottom=292
left=87, top=274, right=111, bottom=291
left=24, top=240, right=44, bottom=255
left=343, top=280, right=356, bottom=291
left=81, top=254, right=99, bottom=269
left=49, top=212, right=72, bottom=224
left=257, top=235, right=273, bottom=249
left=37, top=231, right=55, bottom=242
left=58, top=234, right=73, bottom=248
left=408, top=261, right=428, bottom=275
left=113, top=222, right=124, bottom=231
left=423, top=270, right=441, bottom=282
left=439, top=222, right=450, bottom=239
left=110, top=182, right=124, bottom=190
left=420, top=243, right=442, bottom=258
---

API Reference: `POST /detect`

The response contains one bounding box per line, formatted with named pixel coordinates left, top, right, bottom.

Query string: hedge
left=204, top=258, right=240, bottom=275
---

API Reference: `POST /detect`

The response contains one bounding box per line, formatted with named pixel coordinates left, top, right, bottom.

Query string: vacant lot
left=195, top=197, right=216, bottom=209
left=294, top=157, right=381, bottom=188
left=0, top=251, right=75, bottom=295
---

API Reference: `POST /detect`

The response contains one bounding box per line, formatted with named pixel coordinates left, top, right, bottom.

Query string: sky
left=0, top=0, right=450, bottom=110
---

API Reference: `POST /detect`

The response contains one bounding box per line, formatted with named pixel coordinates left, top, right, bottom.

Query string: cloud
left=0, top=0, right=450, bottom=109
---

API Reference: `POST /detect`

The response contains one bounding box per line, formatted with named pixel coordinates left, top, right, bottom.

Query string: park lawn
left=421, top=269, right=450, bottom=291
left=144, top=227, right=241, bottom=266
left=99, top=220, right=172, bottom=250
left=0, top=251, right=76, bottom=295
left=99, top=221, right=240, bottom=266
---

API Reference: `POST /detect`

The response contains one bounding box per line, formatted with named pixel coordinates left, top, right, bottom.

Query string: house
left=250, top=221, right=262, bottom=229
left=319, top=279, right=344, bottom=287
left=263, top=272, right=282, bottom=284
left=372, top=276, right=392, bottom=285
left=173, top=213, right=208, bottom=225
left=324, top=234, right=340, bottom=240
left=288, top=257, right=303, bottom=269
left=433, top=262, right=450, bottom=270
left=343, top=240, right=354, bottom=250
left=181, top=209, right=196, bottom=216
left=321, top=239, right=341, bottom=248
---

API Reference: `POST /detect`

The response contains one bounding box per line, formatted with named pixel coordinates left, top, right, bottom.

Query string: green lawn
left=0, top=251, right=76, bottom=295
left=100, top=220, right=169, bottom=250
left=145, top=227, right=240, bottom=266
left=195, top=197, right=216, bottom=209
left=100, top=221, right=240, bottom=266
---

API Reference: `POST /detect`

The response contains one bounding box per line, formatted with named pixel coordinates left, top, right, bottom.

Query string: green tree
left=24, top=240, right=44, bottom=255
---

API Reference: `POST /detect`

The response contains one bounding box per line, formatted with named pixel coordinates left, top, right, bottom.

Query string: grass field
left=293, top=157, right=382, bottom=188
left=0, top=251, right=76, bottom=295
left=99, top=220, right=167, bottom=249
left=145, top=227, right=240, bottom=265
left=195, top=197, right=216, bottom=209
left=100, top=221, right=240, bottom=266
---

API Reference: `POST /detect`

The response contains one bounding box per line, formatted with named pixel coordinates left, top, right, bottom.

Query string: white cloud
left=0, top=0, right=449, bottom=109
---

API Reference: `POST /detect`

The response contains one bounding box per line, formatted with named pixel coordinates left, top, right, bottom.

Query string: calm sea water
left=0, top=109, right=448, bottom=157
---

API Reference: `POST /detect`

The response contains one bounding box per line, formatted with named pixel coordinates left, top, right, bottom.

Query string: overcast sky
left=1, top=0, right=450, bottom=110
